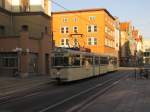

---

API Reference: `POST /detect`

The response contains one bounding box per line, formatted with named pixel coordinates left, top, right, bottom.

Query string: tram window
left=82, top=57, right=93, bottom=65
left=52, top=57, right=69, bottom=66
left=94, top=57, right=99, bottom=65
left=72, top=55, right=80, bottom=66
left=85, top=56, right=93, bottom=65
left=109, top=57, right=113, bottom=64
left=113, top=58, right=118, bottom=65
left=63, top=57, right=69, bottom=66
left=100, top=57, right=109, bottom=64
left=52, top=57, right=62, bottom=66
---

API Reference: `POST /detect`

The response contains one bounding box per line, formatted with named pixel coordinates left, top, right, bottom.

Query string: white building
left=114, top=17, right=120, bottom=65
left=114, top=17, right=120, bottom=53
left=143, top=40, right=150, bottom=64
left=0, top=0, right=51, bottom=16
left=143, top=40, right=150, bottom=52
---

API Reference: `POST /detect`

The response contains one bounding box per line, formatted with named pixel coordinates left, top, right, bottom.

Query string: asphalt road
left=0, top=70, right=133, bottom=112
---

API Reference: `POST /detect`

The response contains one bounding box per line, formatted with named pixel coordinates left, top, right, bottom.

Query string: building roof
left=52, top=8, right=115, bottom=20
left=0, top=7, right=50, bottom=19
left=120, top=22, right=130, bottom=31
left=132, top=30, right=139, bottom=39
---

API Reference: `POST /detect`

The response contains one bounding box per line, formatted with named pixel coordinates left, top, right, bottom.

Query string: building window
left=105, top=26, right=112, bottom=36
left=105, top=38, right=114, bottom=48
left=0, top=53, right=18, bottom=68
left=61, top=27, right=64, bottom=33
left=88, top=38, right=92, bottom=45
left=105, top=27, right=108, bottom=33
left=73, top=26, right=78, bottom=33
left=66, top=27, right=69, bottom=33
left=74, top=18, right=77, bottom=22
left=74, top=38, right=78, bottom=47
left=66, top=39, right=69, bottom=46
left=20, top=0, right=30, bottom=12
left=21, top=25, right=28, bottom=31
left=88, top=25, right=92, bottom=32
left=61, top=38, right=69, bottom=47
left=89, top=16, right=96, bottom=21
left=105, top=38, right=107, bottom=46
left=94, top=25, right=97, bottom=32
left=44, top=0, right=47, bottom=11
left=63, top=18, right=68, bottom=22
left=94, top=38, right=97, bottom=45
left=88, top=37, right=97, bottom=45
left=105, top=17, right=108, bottom=21
left=1, top=0, right=5, bottom=8
left=108, top=40, right=110, bottom=47
left=88, top=25, right=97, bottom=32
left=0, top=26, right=5, bottom=35
left=45, top=26, right=48, bottom=33
left=61, top=26, right=69, bottom=33
left=61, top=39, right=65, bottom=46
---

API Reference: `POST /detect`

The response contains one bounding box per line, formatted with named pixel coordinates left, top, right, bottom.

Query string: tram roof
left=52, top=47, right=116, bottom=57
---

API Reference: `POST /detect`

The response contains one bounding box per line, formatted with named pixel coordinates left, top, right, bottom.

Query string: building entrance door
left=45, top=54, right=49, bottom=75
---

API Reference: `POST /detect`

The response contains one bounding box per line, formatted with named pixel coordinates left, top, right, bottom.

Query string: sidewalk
left=81, top=73, right=150, bottom=112
left=0, top=76, right=52, bottom=98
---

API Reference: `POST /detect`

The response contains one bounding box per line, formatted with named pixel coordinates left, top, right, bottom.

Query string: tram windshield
left=52, top=55, right=81, bottom=67
left=52, top=57, right=69, bottom=67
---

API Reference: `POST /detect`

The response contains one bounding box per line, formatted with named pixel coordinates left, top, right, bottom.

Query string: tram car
left=51, top=47, right=118, bottom=82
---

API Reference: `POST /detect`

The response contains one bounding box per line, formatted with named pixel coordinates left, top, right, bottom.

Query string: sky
left=51, top=0, right=150, bottom=40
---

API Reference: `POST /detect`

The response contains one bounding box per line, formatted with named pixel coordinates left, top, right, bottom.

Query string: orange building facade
left=52, top=8, right=116, bottom=56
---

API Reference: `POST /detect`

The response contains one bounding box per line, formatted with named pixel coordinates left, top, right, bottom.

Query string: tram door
left=92, top=56, right=95, bottom=76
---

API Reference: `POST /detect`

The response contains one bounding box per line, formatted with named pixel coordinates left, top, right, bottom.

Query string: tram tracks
left=67, top=75, right=127, bottom=112
left=39, top=71, right=131, bottom=112
left=0, top=70, right=132, bottom=112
